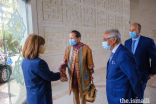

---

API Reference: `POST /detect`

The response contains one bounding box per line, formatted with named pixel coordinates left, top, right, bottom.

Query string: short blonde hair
left=22, top=34, right=45, bottom=59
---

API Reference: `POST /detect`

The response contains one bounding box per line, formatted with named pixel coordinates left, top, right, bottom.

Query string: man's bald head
left=131, top=23, right=141, bottom=31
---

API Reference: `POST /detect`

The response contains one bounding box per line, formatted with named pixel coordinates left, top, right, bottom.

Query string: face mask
left=69, top=39, right=76, bottom=46
left=102, top=41, right=111, bottom=50
left=129, top=32, right=137, bottom=38
left=39, top=46, right=45, bottom=54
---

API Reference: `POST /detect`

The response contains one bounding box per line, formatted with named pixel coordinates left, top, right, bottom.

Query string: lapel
left=106, top=60, right=109, bottom=77
left=107, top=44, right=122, bottom=73
left=127, top=39, right=132, bottom=51
left=134, top=36, right=144, bottom=56
left=68, top=47, right=74, bottom=70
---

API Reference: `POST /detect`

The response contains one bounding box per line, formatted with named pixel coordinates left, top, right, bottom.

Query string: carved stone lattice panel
left=115, top=15, right=123, bottom=31
left=107, top=0, right=116, bottom=12
left=65, top=28, right=82, bottom=47
left=120, top=30, right=123, bottom=36
left=97, top=10, right=107, bottom=28
left=123, top=17, right=129, bottom=31
left=120, top=30, right=124, bottom=43
left=43, top=27, right=66, bottom=55
left=95, top=0, right=107, bottom=9
left=82, top=6, right=96, bottom=28
left=65, top=1, right=81, bottom=27
left=82, top=0, right=95, bottom=6
left=121, top=32, right=128, bottom=44
left=97, top=30, right=105, bottom=49
left=42, top=0, right=64, bottom=24
left=123, top=31, right=130, bottom=39
left=37, top=0, right=130, bottom=56
left=124, top=0, right=130, bottom=16
left=107, top=13, right=115, bottom=29
left=82, top=29, right=97, bottom=50
left=116, top=0, right=123, bottom=14
left=73, top=0, right=81, bottom=2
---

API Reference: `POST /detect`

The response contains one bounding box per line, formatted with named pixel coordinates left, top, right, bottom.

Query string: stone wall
left=31, top=0, right=130, bottom=72
left=130, top=0, right=156, bottom=42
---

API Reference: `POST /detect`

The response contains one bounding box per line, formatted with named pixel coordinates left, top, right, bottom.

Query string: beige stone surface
left=52, top=68, right=156, bottom=104
left=130, top=0, right=156, bottom=42
left=31, top=0, right=130, bottom=71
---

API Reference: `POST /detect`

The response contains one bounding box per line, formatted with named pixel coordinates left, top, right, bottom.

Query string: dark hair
left=71, top=30, right=81, bottom=38
left=134, top=23, right=141, bottom=31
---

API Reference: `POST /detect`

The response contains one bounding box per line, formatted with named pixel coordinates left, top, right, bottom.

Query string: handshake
left=59, top=63, right=68, bottom=82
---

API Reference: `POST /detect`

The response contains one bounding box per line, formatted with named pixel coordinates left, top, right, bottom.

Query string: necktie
left=131, top=40, right=136, bottom=54
left=109, top=52, right=114, bottom=63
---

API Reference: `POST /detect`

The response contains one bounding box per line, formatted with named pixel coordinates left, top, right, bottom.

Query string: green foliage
left=0, top=26, right=22, bottom=53
left=0, top=0, right=22, bottom=53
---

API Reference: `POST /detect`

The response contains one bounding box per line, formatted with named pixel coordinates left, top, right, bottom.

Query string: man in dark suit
left=125, top=23, right=156, bottom=96
left=102, top=29, right=143, bottom=104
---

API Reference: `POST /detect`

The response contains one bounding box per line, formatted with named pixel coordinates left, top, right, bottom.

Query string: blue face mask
left=129, top=32, right=137, bottom=38
left=69, top=39, right=76, bottom=46
left=102, top=41, right=111, bottom=50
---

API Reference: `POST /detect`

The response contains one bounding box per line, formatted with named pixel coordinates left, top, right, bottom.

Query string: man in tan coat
left=60, top=30, right=94, bottom=104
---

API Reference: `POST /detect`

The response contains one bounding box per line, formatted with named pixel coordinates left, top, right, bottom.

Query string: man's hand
left=59, top=63, right=68, bottom=82
left=90, top=74, right=94, bottom=81
left=149, top=74, right=154, bottom=78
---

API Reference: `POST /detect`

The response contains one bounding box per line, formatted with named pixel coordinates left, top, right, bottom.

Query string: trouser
left=142, top=82, right=147, bottom=97
left=72, top=87, right=86, bottom=104
left=135, top=82, right=147, bottom=104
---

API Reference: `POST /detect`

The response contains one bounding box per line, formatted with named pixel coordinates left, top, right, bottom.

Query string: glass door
left=0, top=0, right=28, bottom=103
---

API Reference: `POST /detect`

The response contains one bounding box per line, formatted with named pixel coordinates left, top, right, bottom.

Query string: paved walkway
left=0, top=68, right=156, bottom=104
left=52, top=68, right=156, bottom=104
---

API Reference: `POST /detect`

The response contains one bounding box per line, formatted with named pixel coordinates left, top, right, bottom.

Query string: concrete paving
left=52, top=68, right=156, bottom=104
left=0, top=68, right=156, bottom=104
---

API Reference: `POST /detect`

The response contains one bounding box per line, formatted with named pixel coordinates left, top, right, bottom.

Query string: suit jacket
left=125, top=36, right=156, bottom=83
left=106, top=44, right=143, bottom=104
left=22, top=58, right=60, bottom=104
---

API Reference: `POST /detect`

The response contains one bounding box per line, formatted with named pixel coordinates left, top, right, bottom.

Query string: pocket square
left=112, top=61, right=116, bottom=64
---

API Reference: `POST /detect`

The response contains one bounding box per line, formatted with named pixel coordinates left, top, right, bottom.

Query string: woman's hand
left=59, top=64, right=68, bottom=82
left=59, top=71, right=68, bottom=82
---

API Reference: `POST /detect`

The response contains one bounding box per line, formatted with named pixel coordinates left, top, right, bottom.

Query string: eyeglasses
left=103, top=37, right=113, bottom=42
